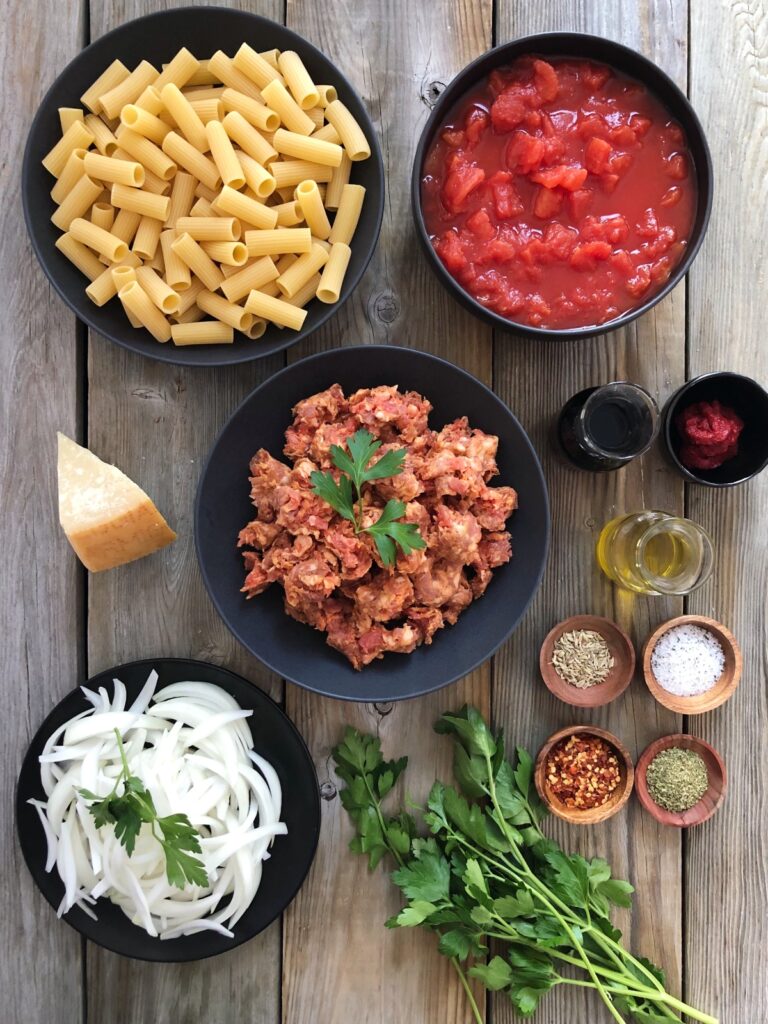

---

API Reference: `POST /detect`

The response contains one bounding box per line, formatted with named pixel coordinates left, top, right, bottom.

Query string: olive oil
left=596, top=511, right=714, bottom=595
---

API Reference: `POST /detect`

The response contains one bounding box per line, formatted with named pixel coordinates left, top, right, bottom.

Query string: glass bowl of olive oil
left=596, top=511, right=714, bottom=595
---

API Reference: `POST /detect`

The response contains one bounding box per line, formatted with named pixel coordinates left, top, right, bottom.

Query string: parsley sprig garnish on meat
left=310, top=428, right=426, bottom=567
left=78, top=729, right=209, bottom=889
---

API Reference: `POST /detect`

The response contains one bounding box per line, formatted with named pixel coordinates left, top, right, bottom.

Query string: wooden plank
left=492, top=3, right=688, bottom=1021
left=282, top=2, right=492, bottom=1022
left=84, top=3, right=283, bottom=1022
left=685, top=1, right=768, bottom=1019
left=0, top=0, right=85, bottom=1020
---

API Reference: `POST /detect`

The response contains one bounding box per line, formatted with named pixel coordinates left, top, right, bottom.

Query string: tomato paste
left=676, top=400, right=744, bottom=470
left=421, top=56, right=697, bottom=330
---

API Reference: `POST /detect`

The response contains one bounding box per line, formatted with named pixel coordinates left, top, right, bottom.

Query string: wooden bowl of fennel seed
left=539, top=615, right=636, bottom=707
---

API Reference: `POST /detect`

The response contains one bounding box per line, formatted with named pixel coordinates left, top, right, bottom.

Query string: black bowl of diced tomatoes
left=411, top=33, right=713, bottom=340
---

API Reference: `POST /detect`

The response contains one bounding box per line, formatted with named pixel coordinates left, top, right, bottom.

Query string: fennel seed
left=551, top=628, right=614, bottom=689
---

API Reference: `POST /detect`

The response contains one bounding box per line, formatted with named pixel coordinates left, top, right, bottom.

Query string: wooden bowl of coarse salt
left=642, top=614, right=742, bottom=714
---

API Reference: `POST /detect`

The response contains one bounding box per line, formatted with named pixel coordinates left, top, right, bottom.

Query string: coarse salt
left=650, top=624, right=725, bottom=696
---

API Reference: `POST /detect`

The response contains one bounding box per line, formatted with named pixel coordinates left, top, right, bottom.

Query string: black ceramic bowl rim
left=411, top=32, right=714, bottom=341
left=661, top=371, right=768, bottom=487
left=15, top=657, right=321, bottom=962
left=22, top=6, right=384, bottom=367
left=194, top=344, right=550, bottom=701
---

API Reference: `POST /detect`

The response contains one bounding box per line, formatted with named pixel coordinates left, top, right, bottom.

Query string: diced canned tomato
left=421, top=55, right=696, bottom=328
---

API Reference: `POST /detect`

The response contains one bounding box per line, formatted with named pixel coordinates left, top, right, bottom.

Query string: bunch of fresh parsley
left=310, top=428, right=426, bottom=567
left=333, top=708, right=717, bottom=1024
left=78, top=729, right=208, bottom=890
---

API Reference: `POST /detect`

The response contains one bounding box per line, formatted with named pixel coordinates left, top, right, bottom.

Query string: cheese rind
left=57, top=432, right=176, bottom=571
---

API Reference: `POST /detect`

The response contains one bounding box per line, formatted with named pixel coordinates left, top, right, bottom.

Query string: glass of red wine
left=556, top=382, right=659, bottom=471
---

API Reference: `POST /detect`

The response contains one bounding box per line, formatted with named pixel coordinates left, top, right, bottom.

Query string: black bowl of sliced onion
left=15, top=658, right=319, bottom=961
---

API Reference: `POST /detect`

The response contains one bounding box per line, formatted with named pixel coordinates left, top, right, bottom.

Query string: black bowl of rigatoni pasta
left=22, top=6, right=384, bottom=365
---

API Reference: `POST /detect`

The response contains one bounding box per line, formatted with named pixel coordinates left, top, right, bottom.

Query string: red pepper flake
left=676, top=399, right=744, bottom=470
left=545, top=734, right=621, bottom=810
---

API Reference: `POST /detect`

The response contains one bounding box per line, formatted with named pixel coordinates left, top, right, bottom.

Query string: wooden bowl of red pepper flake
left=535, top=726, right=634, bottom=824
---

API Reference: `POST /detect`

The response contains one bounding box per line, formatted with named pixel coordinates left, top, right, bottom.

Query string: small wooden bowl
left=642, top=614, right=741, bottom=714
left=535, top=725, right=634, bottom=825
left=635, top=734, right=726, bottom=827
left=539, top=615, right=635, bottom=707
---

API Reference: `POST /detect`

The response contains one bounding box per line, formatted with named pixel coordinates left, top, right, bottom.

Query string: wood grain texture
left=492, top=2, right=689, bottom=1021
left=0, top=1, right=85, bottom=1020
left=84, top=3, right=283, bottom=1023
left=4, top=2, right=766, bottom=1023
left=281, top=2, right=492, bottom=1022
left=686, top=0, right=768, bottom=1018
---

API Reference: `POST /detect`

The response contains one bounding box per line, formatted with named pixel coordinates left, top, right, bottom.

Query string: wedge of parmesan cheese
left=57, top=432, right=176, bottom=572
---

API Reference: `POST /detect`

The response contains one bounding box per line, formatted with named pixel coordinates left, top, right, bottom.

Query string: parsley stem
left=450, top=957, right=484, bottom=1024
left=591, top=930, right=674, bottom=999
left=482, top=752, right=626, bottom=1024
left=353, top=482, right=363, bottom=534
left=114, top=728, right=131, bottom=786
left=555, top=978, right=717, bottom=1024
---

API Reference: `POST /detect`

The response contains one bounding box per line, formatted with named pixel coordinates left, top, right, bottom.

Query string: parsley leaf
left=160, top=834, right=209, bottom=890
left=310, top=429, right=425, bottom=567
left=309, top=470, right=355, bottom=523
left=469, top=955, right=512, bottom=991
left=78, top=729, right=208, bottom=890
left=392, top=847, right=451, bottom=904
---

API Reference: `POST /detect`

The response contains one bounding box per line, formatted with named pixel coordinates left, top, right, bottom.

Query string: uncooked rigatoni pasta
left=221, top=110, right=277, bottom=166
left=295, top=180, right=331, bottom=239
left=175, top=216, right=241, bottom=241
left=135, top=265, right=181, bottom=314
left=80, top=60, right=130, bottom=114
left=171, top=321, right=233, bottom=345
left=132, top=215, right=163, bottom=260
left=277, top=50, right=319, bottom=110
left=273, top=128, right=342, bottom=167
left=118, top=279, right=171, bottom=342
left=90, top=202, right=115, bottom=232
left=206, top=120, right=245, bottom=189
left=244, top=289, right=307, bottom=330
left=221, top=88, right=280, bottom=133
left=212, top=186, right=277, bottom=230
left=324, top=100, right=371, bottom=161
left=69, top=217, right=129, bottom=262
left=43, top=120, right=95, bottom=176
left=50, top=149, right=88, bottom=204
left=244, top=227, right=312, bottom=258
left=110, top=183, right=170, bottom=221
left=42, top=43, right=372, bottom=345
left=100, top=61, right=159, bottom=120
left=200, top=240, right=248, bottom=266
left=233, top=43, right=282, bottom=90
left=220, top=256, right=279, bottom=302
left=261, top=79, right=315, bottom=135
left=120, top=104, right=171, bottom=145
left=83, top=152, right=144, bottom=187
left=160, top=230, right=191, bottom=291
left=317, top=242, right=352, bottom=303
left=171, top=232, right=224, bottom=291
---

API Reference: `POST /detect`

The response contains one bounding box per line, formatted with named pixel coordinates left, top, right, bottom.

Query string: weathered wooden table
left=2, top=1, right=766, bottom=1021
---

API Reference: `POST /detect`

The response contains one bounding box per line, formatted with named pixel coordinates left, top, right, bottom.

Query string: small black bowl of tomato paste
left=662, top=372, right=768, bottom=487
left=412, top=33, right=713, bottom=340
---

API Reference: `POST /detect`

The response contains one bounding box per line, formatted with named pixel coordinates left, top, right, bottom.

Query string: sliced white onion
left=30, top=671, right=286, bottom=940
